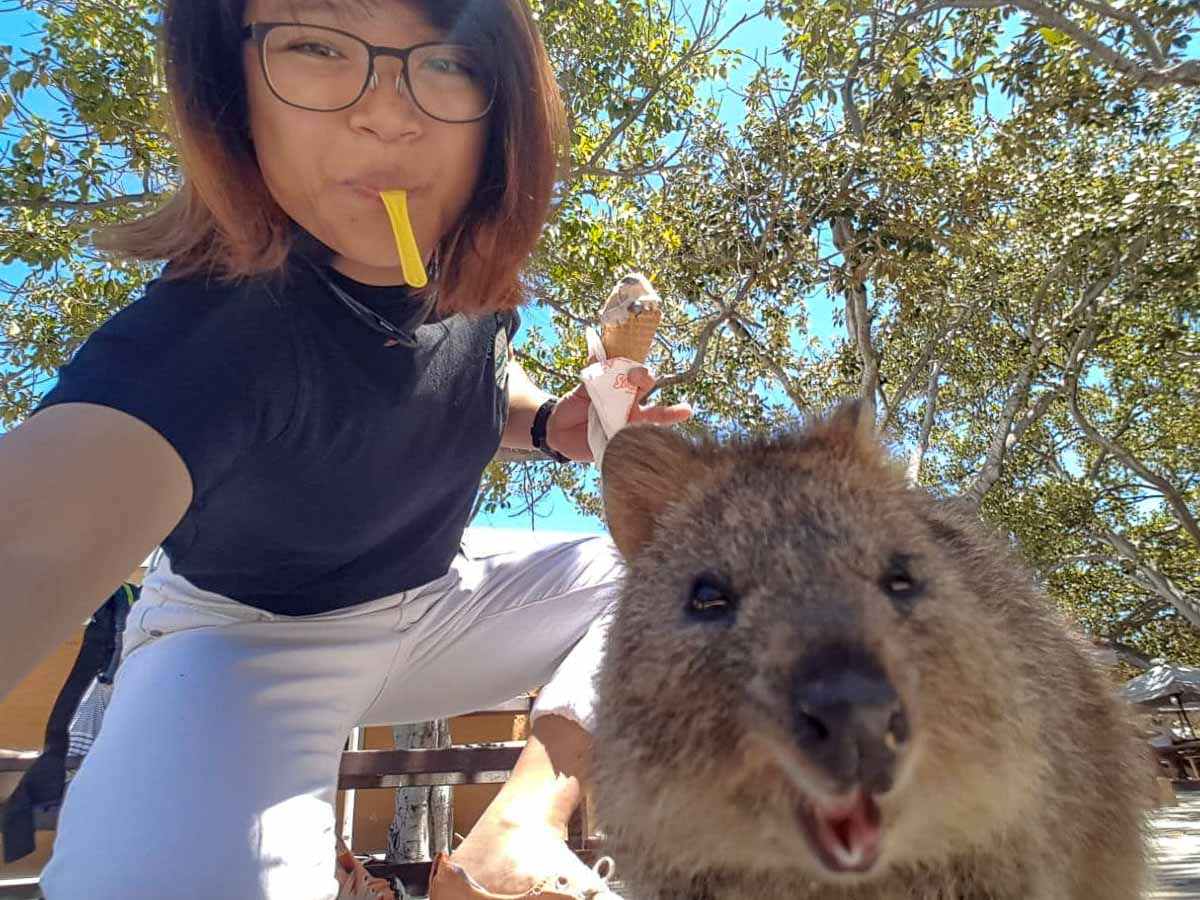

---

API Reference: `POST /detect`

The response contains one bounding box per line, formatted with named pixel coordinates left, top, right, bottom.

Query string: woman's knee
left=42, top=793, right=340, bottom=900
left=571, top=534, right=624, bottom=591
left=39, top=679, right=345, bottom=900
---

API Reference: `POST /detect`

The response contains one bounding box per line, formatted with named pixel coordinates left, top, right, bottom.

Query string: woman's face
left=243, top=0, right=489, bottom=285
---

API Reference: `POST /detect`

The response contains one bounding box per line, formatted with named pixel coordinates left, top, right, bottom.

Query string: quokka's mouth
left=795, top=789, right=883, bottom=875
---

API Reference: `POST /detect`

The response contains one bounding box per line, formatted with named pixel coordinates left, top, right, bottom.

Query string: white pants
left=41, top=529, right=621, bottom=900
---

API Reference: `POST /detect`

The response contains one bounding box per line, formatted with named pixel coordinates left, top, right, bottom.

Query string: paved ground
left=1150, top=788, right=1200, bottom=899
left=4, top=791, right=1198, bottom=898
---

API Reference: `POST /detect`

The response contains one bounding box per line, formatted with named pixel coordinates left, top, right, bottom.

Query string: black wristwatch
left=531, top=397, right=570, bottom=463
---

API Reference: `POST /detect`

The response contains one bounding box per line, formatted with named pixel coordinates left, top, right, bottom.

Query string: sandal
left=429, top=852, right=621, bottom=900
left=336, top=838, right=398, bottom=900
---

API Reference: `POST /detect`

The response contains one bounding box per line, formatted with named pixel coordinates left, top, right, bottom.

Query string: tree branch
left=653, top=313, right=729, bottom=393
left=1091, top=638, right=1154, bottom=671
left=0, top=191, right=159, bottom=212
left=536, top=295, right=595, bottom=331
left=1108, top=596, right=1170, bottom=640
left=729, top=317, right=809, bottom=413
left=1009, top=0, right=1198, bottom=87
left=910, top=0, right=1200, bottom=87
left=832, top=216, right=881, bottom=422
left=961, top=244, right=1068, bottom=507
left=582, top=8, right=758, bottom=170
left=1043, top=552, right=1122, bottom=574
left=1093, top=528, right=1200, bottom=631
left=962, top=359, right=1040, bottom=508
left=906, top=360, right=942, bottom=486
left=1068, top=0, right=1167, bottom=67
left=840, top=57, right=866, bottom=141
left=1057, top=233, right=1198, bottom=557
left=571, top=162, right=687, bottom=179
left=1011, top=385, right=1062, bottom=447
left=883, top=293, right=987, bottom=429
left=514, top=349, right=571, bottom=385
left=1069, top=373, right=1200, bottom=557
left=571, top=123, right=693, bottom=181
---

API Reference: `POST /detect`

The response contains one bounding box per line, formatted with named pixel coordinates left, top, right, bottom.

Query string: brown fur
left=594, top=402, right=1152, bottom=900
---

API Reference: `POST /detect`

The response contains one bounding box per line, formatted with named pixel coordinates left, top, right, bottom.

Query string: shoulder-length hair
left=96, top=0, right=566, bottom=315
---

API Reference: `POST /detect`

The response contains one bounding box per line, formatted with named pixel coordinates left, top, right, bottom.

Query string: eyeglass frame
left=241, top=22, right=497, bottom=123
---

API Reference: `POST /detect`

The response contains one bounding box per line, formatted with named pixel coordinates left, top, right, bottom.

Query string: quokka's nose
left=791, top=644, right=909, bottom=795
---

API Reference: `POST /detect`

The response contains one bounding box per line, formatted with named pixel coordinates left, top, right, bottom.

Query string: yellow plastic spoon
left=379, top=189, right=428, bottom=288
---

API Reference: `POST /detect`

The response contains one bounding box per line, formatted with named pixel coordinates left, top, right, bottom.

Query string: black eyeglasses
left=242, top=22, right=496, bottom=122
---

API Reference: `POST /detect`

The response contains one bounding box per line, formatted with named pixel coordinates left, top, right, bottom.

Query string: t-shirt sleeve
left=34, top=273, right=298, bottom=500
left=505, top=308, right=521, bottom=343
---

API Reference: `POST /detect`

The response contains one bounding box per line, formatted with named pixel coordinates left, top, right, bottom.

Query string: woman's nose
left=348, top=61, right=423, bottom=138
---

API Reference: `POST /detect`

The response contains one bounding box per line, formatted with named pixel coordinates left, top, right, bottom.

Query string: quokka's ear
left=601, top=424, right=704, bottom=560
left=826, top=397, right=876, bottom=444
left=806, top=397, right=893, bottom=470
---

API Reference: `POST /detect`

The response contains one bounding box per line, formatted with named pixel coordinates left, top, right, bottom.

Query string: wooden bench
left=338, top=698, right=596, bottom=893
left=2, top=698, right=597, bottom=897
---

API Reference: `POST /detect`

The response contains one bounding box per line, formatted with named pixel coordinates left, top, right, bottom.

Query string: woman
left=0, top=0, right=690, bottom=897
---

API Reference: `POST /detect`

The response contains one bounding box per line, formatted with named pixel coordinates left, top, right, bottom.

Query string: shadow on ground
left=1150, top=789, right=1200, bottom=899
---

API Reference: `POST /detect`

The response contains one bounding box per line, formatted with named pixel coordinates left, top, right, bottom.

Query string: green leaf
left=1037, top=27, right=1071, bottom=49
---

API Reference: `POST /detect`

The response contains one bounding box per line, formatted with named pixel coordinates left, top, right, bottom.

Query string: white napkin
left=582, top=327, right=641, bottom=471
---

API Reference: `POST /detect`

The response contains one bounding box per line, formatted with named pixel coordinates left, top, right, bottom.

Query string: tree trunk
left=832, top=215, right=882, bottom=422
left=386, top=719, right=453, bottom=864
left=906, top=360, right=941, bottom=486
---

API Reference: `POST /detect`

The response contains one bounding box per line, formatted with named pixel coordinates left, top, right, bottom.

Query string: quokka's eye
left=686, top=573, right=739, bottom=622
left=880, top=554, right=923, bottom=609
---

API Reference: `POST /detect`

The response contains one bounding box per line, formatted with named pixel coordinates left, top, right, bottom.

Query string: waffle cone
left=601, top=307, right=661, bottom=363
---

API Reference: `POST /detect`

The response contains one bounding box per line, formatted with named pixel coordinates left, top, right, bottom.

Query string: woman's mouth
left=343, top=183, right=410, bottom=202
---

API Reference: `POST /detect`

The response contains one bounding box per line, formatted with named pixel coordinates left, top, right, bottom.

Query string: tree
left=2, top=0, right=1197, bottom=665
left=756, top=0, right=1200, bottom=663
left=0, top=0, right=167, bottom=424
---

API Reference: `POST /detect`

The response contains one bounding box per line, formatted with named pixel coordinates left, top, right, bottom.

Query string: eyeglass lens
left=261, top=24, right=492, bottom=121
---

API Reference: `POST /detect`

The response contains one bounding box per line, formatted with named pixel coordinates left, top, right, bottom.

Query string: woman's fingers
left=622, top=366, right=691, bottom=425
left=630, top=403, right=692, bottom=425
left=628, top=365, right=655, bottom=398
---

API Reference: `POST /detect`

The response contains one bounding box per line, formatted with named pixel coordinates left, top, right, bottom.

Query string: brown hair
left=95, top=0, right=566, bottom=314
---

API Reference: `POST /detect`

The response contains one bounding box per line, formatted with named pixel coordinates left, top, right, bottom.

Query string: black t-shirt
left=35, top=256, right=519, bottom=615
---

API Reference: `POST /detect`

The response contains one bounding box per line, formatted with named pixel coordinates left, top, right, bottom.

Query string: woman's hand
left=546, top=366, right=692, bottom=463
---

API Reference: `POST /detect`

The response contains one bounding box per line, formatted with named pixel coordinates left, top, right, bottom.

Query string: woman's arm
left=500, top=357, right=555, bottom=452
left=0, top=403, right=192, bottom=701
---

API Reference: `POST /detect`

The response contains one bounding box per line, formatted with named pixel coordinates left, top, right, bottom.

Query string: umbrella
left=1122, top=664, right=1200, bottom=738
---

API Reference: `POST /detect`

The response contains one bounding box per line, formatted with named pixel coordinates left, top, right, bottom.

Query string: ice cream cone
left=601, top=310, right=661, bottom=363
left=598, top=273, right=662, bottom=363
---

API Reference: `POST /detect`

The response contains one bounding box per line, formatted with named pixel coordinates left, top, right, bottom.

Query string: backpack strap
left=2, top=584, right=137, bottom=863
left=97, top=584, right=137, bottom=686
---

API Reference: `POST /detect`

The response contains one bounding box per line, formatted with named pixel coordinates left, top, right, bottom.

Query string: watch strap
left=531, top=398, right=569, bottom=463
